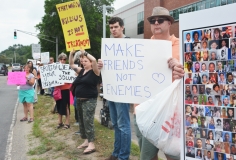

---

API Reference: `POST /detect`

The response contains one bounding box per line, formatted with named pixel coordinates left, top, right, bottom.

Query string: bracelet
left=84, top=52, right=88, bottom=56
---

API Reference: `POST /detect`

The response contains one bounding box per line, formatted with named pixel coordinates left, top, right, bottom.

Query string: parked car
left=12, top=63, right=22, bottom=72
left=0, top=63, right=8, bottom=76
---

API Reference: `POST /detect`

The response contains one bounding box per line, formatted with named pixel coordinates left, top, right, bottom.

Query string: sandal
left=77, top=145, right=88, bottom=149
left=20, top=117, right=28, bottom=122
left=57, top=123, right=64, bottom=129
left=83, top=148, right=96, bottom=154
left=63, top=124, right=70, bottom=129
left=28, top=118, right=34, bottom=123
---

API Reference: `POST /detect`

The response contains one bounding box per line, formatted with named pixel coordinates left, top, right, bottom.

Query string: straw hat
left=147, top=7, right=174, bottom=24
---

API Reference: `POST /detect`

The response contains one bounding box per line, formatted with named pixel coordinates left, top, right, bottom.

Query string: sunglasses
left=60, top=59, right=67, bottom=61
left=149, top=18, right=168, bottom=24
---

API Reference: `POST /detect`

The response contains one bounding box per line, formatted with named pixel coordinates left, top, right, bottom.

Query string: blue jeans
left=50, top=87, right=54, bottom=97
left=108, top=101, right=131, bottom=160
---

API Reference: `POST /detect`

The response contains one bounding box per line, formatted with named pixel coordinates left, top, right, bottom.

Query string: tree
left=0, top=44, right=31, bottom=64
left=35, top=0, right=115, bottom=60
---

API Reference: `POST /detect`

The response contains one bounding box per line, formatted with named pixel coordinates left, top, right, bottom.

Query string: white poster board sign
left=180, top=3, right=236, bottom=160
left=39, top=63, right=76, bottom=89
left=101, top=38, right=172, bottom=104
left=41, top=52, right=50, bottom=64
left=32, top=44, right=41, bottom=60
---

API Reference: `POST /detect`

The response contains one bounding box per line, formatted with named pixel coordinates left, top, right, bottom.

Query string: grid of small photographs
left=184, top=25, right=236, bottom=160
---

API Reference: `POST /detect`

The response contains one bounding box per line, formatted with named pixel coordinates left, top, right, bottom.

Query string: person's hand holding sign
left=168, top=58, right=185, bottom=80
left=97, top=59, right=103, bottom=70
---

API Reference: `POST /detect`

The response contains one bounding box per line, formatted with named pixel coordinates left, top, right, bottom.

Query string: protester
left=73, top=52, right=84, bottom=132
left=47, top=57, right=55, bottom=96
left=55, top=53, right=71, bottom=129
left=98, top=7, right=184, bottom=160
left=134, top=6, right=184, bottom=160
left=18, top=63, right=35, bottom=123
left=36, top=61, right=41, bottom=94
left=27, top=61, right=38, bottom=103
left=69, top=49, right=100, bottom=154
left=37, top=62, right=44, bottom=95
left=98, top=17, right=132, bottom=160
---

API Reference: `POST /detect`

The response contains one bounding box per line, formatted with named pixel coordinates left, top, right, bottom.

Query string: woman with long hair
left=18, top=63, right=35, bottom=122
left=208, top=117, right=215, bottom=129
left=213, top=28, right=222, bottom=40
left=195, top=149, right=202, bottom=159
left=207, top=130, right=214, bottom=140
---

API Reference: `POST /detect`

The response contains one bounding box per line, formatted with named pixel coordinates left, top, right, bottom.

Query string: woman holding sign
left=69, top=49, right=100, bottom=154
left=55, top=53, right=71, bottom=129
left=18, top=63, right=35, bottom=123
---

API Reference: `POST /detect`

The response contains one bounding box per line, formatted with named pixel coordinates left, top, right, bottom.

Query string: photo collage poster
left=184, top=24, right=236, bottom=160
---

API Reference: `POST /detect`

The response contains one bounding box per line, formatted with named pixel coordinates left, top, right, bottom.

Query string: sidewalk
left=94, top=98, right=167, bottom=160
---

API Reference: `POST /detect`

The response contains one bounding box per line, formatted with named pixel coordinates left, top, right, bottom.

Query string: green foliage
left=0, top=44, right=32, bottom=64
left=35, top=0, right=115, bottom=60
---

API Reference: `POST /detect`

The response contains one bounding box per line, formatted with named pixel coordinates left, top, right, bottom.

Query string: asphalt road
left=0, top=74, right=18, bottom=159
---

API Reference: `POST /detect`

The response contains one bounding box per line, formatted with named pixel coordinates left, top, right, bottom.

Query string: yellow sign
left=56, top=0, right=90, bottom=51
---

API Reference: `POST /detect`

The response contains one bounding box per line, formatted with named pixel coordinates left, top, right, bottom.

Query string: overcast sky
left=0, top=0, right=135, bottom=53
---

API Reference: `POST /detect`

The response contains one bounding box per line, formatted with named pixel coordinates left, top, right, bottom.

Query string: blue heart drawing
left=152, top=73, right=165, bottom=84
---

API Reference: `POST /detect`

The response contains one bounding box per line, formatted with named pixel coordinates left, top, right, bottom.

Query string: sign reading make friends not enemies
left=101, top=38, right=172, bottom=104
left=56, top=0, right=90, bottom=51
left=39, top=63, right=77, bottom=89
left=7, top=72, right=26, bottom=85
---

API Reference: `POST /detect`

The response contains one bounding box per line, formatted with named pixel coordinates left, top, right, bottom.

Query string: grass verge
left=27, top=95, right=140, bottom=160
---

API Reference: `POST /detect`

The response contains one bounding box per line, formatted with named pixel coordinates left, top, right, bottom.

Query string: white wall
left=110, top=0, right=144, bottom=39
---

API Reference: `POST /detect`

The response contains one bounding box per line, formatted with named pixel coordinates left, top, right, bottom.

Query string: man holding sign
left=133, top=7, right=184, bottom=160
left=99, top=8, right=184, bottom=160
left=99, top=17, right=132, bottom=160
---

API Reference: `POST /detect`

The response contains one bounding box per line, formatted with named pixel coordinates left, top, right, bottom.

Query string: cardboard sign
left=56, top=0, right=90, bottom=51
left=7, top=72, right=26, bottom=85
left=101, top=38, right=172, bottom=104
left=41, top=52, right=50, bottom=64
left=39, top=63, right=77, bottom=89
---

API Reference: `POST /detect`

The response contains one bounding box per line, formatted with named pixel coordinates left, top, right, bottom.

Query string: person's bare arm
left=27, top=76, right=35, bottom=86
left=84, top=51, right=100, bottom=76
left=69, top=49, right=82, bottom=74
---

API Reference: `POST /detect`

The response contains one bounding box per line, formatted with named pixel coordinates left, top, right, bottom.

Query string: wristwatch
left=84, top=52, right=88, bottom=56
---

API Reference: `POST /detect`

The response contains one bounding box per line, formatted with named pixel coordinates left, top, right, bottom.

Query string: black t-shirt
left=75, top=69, right=99, bottom=98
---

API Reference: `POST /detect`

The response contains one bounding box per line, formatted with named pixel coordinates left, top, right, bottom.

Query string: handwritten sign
left=56, top=0, right=90, bottom=51
left=7, top=72, right=26, bottom=85
left=41, top=52, right=50, bottom=64
left=101, top=38, right=172, bottom=104
left=32, top=44, right=41, bottom=60
left=39, top=63, right=77, bottom=89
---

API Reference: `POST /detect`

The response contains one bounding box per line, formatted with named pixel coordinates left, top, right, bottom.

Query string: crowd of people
left=18, top=6, right=185, bottom=160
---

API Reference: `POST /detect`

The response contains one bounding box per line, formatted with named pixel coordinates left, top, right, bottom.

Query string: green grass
left=27, top=95, right=140, bottom=159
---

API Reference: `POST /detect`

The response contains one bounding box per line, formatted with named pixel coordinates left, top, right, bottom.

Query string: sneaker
left=105, top=155, right=118, bottom=160
left=74, top=122, right=79, bottom=126
left=75, top=131, right=80, bottom=135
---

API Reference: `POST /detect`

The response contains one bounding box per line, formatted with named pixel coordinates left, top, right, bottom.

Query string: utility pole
left=103, top=5, right=113, bottom=38
left=14, top=51, right=16, bottom=63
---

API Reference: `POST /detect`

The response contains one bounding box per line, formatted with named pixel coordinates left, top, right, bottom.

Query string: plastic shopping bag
left=135, top=79, right=181, bottom=157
